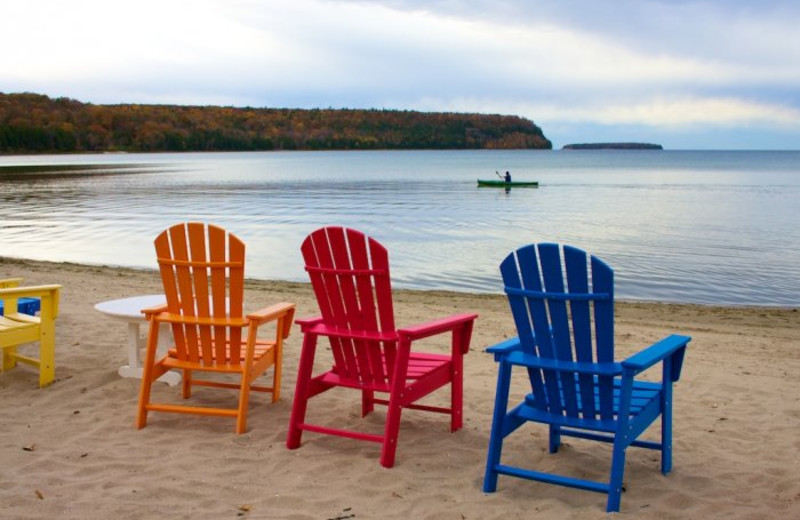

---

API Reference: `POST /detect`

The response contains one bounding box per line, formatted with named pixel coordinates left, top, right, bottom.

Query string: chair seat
left=1, top=314, right=40, bottom=330
left=162, top=341, right=277, bottom=372
left=1, top=315, right=41, bottom=347
left=519, top=379, right=663, bottom=433
left=324, top=352, right=451, bottom=391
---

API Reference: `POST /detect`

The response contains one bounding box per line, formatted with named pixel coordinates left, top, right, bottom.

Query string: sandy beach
left=1, top=256, right=799, bottom=519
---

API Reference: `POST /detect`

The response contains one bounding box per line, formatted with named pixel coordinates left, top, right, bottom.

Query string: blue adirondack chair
left=483, top=244, right=690, bottom=512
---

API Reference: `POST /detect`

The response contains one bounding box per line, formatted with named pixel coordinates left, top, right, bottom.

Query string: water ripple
left=2, top=150, right=799, bottom=306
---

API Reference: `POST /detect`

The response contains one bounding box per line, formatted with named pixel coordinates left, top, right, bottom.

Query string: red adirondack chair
left=286, top=227, right=478, bottom=467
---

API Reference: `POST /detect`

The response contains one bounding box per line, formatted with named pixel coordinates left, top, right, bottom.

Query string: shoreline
left=2, top=256, right=799, bottom=518
left=3, top=255, right=797, bottom=311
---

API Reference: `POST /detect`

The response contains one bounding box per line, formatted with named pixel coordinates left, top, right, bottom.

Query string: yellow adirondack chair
left=0, top=278, right=62, bottom=387
left=136, top=223, right=295, bottom=433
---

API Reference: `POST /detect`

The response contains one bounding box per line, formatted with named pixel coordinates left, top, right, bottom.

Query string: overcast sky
left=2, top=0, right=799, bottom=149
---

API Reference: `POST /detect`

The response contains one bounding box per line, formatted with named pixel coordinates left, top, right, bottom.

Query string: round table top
left=94, top=294, right=166, bottom=321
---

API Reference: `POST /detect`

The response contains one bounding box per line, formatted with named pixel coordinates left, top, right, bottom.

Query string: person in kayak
left=504, top=171, right=512, bottom=183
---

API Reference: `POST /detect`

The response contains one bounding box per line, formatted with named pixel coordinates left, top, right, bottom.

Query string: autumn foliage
left=0, top=93, right=551, bottom=153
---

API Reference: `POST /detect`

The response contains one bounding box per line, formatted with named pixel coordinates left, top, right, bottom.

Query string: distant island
left=562, top=142, right=663, bottom=150
left=0, top=92, right=552, bottom=153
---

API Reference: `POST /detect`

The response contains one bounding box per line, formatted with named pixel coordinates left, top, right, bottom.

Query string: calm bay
left=1, top=149, right=798, bottom=306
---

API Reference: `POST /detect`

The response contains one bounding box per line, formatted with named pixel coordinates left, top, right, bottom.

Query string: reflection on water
left=1, top=150, right=799, bottom=306
left=0, top=162, right=168, bottom=175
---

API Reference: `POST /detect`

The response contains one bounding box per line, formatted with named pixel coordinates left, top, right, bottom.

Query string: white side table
left=94, top=294, right=181, bottom=386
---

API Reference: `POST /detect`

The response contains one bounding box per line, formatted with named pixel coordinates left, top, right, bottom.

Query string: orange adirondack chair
left=136, top=222, right=295, bottom=433
left=286, top=227, right=478, bottom=467
left=0, top=278, right=61, bottom=387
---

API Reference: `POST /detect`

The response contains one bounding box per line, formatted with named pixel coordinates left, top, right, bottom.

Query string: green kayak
left=477, top=179, right=539, bottom=188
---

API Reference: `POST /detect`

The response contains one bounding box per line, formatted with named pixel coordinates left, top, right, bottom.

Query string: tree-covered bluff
left=0, top=93, right=551, bottom=153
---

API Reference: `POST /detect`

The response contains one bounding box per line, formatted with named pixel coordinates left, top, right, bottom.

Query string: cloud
left=532, top=97, right=800, bottom=127
left=1, top=0, right=799, bottom=148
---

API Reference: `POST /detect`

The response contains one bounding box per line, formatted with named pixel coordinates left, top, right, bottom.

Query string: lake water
left=1, top=150, right=799, bottom=306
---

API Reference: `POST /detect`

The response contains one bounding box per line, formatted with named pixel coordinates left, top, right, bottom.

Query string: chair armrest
left=0, top=284, right=62, bottom=318
left=247, top=302, right=296, bottom=338
left=622, top=334, right=691, bottom=379
left=295, top=316, right=324, bottom=332
left=0, top=278, right=24, bottom=289
left=141, top=304, right=169, bottom=317
left=0, top=284, right=62, bottom=298
left=397, top=312, right=478, bottom=342
left=486, top=336, right=521, bottom=355
left=247, top=302, right=295, bottom=323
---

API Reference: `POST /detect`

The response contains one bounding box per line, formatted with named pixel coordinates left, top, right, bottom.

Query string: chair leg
left=287, top=333, right=318, bottom=449
left=271, top=344, right=282, bottom=403
left=483, top=360, right=513, bottom=492
left=236, top=370, right=252, bottom=434
left=136, top=321, right=160, bottom=429
left=380, top=397, right=403, bottom=468
left=39, top=335, right=56, bottom=388
left=182, top=369, right=193, bottom=399
left=2, top=346, right=18, bottom=371
left=549, top=424, right=561, bottom=454
left=136, top=368, right=154, bottom=430
left=361, top=389, right=375, bottom=417
left=450, top=350, right=464, bottom=432
left=661, top=383, right=674, bottom=474
left=286, top=394, right=308, bottom=448
left=607, top=439, right=628, bottom=512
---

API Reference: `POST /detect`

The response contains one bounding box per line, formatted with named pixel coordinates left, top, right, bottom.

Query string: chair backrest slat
left=538, top=244, right=581, bottom=417
left=155, top=222, right=245, bottom=366
left=591, top=254, right=615, bottom=419
left=187, top=222, right=214, bottom=362
left=302, top=227, right=397, bottom=387
left=156, top=225, right=192, bottom=362
left=563, top=246, right=598, bottom=417
left=343, top=228, right=388, bottom=385
left=501, top=247, right=550, bottom=411
left=305, top=227, right=358, bottom=380
left=502, top=243, right=615, bottom=421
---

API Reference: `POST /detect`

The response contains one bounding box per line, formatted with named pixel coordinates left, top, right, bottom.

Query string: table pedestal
left=94, top=295, right=181, bottom=387
left=117, top=321, right=181, bottom=386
